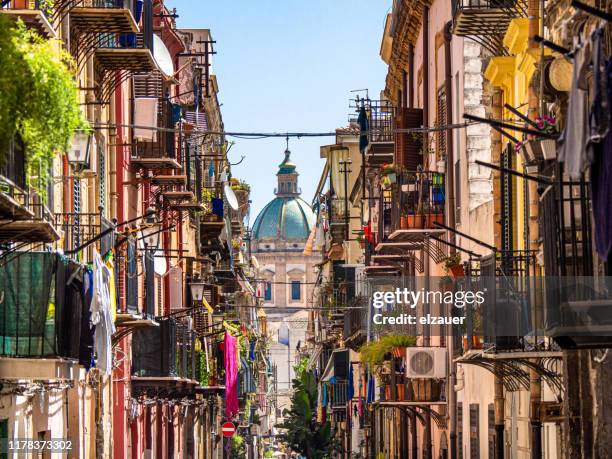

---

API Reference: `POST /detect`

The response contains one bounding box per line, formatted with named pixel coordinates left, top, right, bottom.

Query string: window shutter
left=437, top=87, right=447, bottom=158
left=394, top=108, right=423, bottom=171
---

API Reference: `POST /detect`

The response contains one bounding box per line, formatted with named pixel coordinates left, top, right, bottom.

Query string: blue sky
left=169, top=0, right=391, bottom=223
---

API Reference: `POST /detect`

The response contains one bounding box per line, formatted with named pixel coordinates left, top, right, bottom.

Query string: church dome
left=252, top=146, right=315, bottom=241
left=252, top=196, right=315, bottom=241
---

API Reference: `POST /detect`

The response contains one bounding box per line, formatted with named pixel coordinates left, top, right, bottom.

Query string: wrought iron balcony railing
left=452, top=0, right=528, bottom=55
left=0, top=138, right=59, bottom=244
left=379, top=169, right=445, bottom=241
left=330, top=380, right=348, bottom=408
left=132, top=97, right=182, bottom=170
left=132, top=317, right=179, bottom=377
left=1, top=0, right=55, bottom=38
left=540, top=177, right=593, bottom=277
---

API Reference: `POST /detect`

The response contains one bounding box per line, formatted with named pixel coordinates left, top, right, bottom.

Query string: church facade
left=251, top=148, right=320, bottom=424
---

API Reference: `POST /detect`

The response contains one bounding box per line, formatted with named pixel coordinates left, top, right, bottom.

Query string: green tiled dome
left=252, top=197, right=315, bottom=241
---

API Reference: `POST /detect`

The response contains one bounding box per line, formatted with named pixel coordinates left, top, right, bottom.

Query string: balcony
left=539, top=178, right=612, bottom=348
left=68, top=0, right=138, bottom=34
left=1, top=0, right=56, bottom=39
left=131, top=98, right=182, bottom=170
left=452, top=0, right=528, bottom=54
left=343, top=296, right=367, bottom=347
left=540, top=178, right=592, bottom=277
left=0, top=139, right=59, bottom=244
left=0, top=252, right=89, bottom=359
left=54, top=212, right=115, bottom=256
left=131, top=318, right=199, bottom=397
left=330, top=380, right=348, bottom=409
left=460, top=252, right=542, bottom=353
left=378, top=169, right=446, bottom=252
left=364, top=100, right=395, bottom=165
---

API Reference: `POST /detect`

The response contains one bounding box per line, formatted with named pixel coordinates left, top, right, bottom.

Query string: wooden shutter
left=437, top=87, right=447, bottom=158
left=394, top=108, right=423, bottom=171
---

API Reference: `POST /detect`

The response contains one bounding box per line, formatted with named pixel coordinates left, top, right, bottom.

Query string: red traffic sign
left=221, top=421, right=236, bottom=437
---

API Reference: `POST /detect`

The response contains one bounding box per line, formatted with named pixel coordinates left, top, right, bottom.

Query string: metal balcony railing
left=330, top=380, right=348, bottom=408
left=379, top=169, right=445, bottom=241
left=54, top=212, right=115, bottom=256
left=132, top=318, right=179, bottom=377
left=452, top=0, right=528, bottom=55
left=367, top=100, right=395, bottom=143
left=0, top=141, right=58, bottom=243
left=540, top=177, right=593, bottom=277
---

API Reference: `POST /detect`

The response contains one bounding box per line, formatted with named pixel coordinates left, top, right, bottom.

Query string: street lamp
left=140, top=207, right=161, bottom=250
left=67, top=133, right=93, bottom=170
left=189, top=277, right=206, bottom=303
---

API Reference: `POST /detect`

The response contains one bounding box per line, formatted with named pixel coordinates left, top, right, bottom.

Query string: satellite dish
left=153, top=35, right=174, bottom=77
left=224, top=184, right=239, bottom=210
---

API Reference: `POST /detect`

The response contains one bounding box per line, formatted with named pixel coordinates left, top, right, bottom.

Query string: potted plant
left=381, top=164, right=397, bottom=184
left=356, top=232, right=366, bottom=249
left=400, top=210, right=409, bottom=229
left=443, top=253, right=464, bottom=278
left=360, top=335, right=416, bottom=368
left=411, top=379, right=442, bottom=402
left=520, top=114, right=558, bottom=162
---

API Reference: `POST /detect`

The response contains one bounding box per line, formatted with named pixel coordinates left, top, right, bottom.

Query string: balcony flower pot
left=391, top=346, right=405, bottom=359
left=384, top=383, right=406, bottom=401
left=449, top=264, right=465, bottom=278
left=400, top=215, right=409, bottom=229
left=462, top=336, right=484, bottom=350
left=407, top=214, right=424, bottom=229
left=425, top=212, right=444, bottom=228
left=411, top=379, right=442, bottom=402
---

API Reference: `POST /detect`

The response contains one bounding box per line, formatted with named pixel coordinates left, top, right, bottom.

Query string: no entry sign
left=222, top=421, right=236, bottom=437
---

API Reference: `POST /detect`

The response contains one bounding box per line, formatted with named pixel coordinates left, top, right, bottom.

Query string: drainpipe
left=112, top=74, right=127, bottom=459
left=443, top=22, right=458, bottom=459
left=408, top=44, right=414, bottom=109
left=422, top=7, right=433, bottom=459
left=527, top=1, right=542, bottom=457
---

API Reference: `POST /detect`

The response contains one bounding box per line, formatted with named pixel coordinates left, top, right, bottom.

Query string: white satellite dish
left=224, top=184, right=239, bottom=210
left=153, top=35, right=174, bottom=77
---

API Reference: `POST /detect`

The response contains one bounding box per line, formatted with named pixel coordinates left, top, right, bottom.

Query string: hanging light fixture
left=67, top=133, right=93, bottom=170
left=189, top=276, right=206, bottom=303
left=140, top=207, right=161, bottom=250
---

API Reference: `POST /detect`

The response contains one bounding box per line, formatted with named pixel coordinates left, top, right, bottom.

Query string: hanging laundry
left=348, top=362, right=354, bottom=401
left=558, top=42, right=591, bottom=178
left=591, top=58, right=612, bottom=260
left=90, top=250, right=116, bottom=375
left=224, top=332, right=239, bottom=418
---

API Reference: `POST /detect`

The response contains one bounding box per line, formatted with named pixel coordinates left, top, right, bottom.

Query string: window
left=291, top=280, right=301, bottom=300
left=458, top=402, right=463, bottom=459
left=264, top=282, right=272, bottom=301
left=0, top=418, right=7, bottom=459
left=470, top=403, right=480, bottom=459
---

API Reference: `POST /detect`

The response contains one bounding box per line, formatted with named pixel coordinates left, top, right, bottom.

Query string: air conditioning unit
left=405, top=347, right=447, bottom=379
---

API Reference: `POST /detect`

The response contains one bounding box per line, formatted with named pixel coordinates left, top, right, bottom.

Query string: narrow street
left=0, top=0, right=611, bottom=458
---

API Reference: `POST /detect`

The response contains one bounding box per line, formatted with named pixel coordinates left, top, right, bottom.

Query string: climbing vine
left=0, top=16, right=89, bottom=196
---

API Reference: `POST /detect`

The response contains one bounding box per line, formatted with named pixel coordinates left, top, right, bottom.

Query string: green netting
left=0, top=252, right=57, bottom=357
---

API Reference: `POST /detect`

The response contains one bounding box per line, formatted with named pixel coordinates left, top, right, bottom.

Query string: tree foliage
left=0, top=16, right=88, bottom=195
left=279, top=358, right=335, bottom=458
